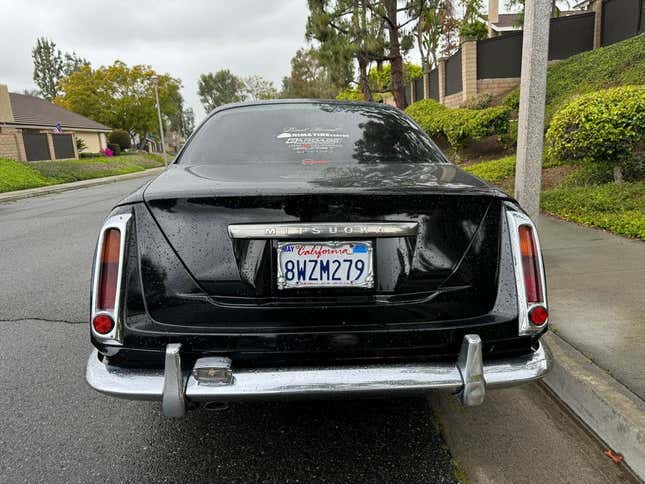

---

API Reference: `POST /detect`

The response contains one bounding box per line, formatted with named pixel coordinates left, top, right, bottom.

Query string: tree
left=55, top=61, right=181, bottom=145
left=368, top=62, right=423, bottom=92
left=458, top=0, right=487, bottom=40
left=306, top=0, right=386, bottom=102
left=363, top=0, right=419, bottom=108
left=197, top=70, right=245, bottom=112
left=410, top=0, right=459, bottom=70
left=32, top=37, right=89, bottom=101
left=244, top=75, right=279, bottom=100
left=22, top=88, right=41, bottom=98
left=280, top=48, right=339, bottom=99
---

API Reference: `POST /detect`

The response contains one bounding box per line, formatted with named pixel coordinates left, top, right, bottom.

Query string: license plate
left=276, top=241, right=373, bottom=290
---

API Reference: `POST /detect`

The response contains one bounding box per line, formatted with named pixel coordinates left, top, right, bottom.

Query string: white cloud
left=0, top=0, right=310, bottom=122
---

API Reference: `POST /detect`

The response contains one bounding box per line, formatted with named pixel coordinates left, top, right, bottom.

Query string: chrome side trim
left=228, top=222, right=419, bottom=239
left=85, top=340, right=551, bottom=409
left=90, top=213, right=132, bottom=345
left=161, top=344, right=185, bottom=417
left=457, top=335, right=486, bottom=406
left=504, top=203, right=548, bottom=336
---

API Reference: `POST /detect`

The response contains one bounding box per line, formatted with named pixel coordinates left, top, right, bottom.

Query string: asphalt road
left=0, top=179, right=457, bottom=484
left=0, top=179, right=634, bottom=483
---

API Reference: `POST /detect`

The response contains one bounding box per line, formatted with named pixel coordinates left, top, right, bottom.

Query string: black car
left=86, top=100, right=550, bottom=416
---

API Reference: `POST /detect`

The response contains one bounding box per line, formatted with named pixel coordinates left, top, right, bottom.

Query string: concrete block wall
left=476, top=78, right=521, bottom=98
left=0, top=126, right=26, bottom=161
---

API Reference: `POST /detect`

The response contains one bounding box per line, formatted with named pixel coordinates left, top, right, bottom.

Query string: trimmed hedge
left=406, top=99, right=511, bottom=149
left=545, top=85, right=645, bottom=165
left=108, top=130, right=132, bottom=150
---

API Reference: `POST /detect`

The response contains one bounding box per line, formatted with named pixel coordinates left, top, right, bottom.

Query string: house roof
left=8, top=92, right=111, bottom=131
left=491, top=13, right=523, bottom=30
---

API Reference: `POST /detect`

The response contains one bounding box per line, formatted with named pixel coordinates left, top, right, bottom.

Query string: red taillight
left=97, top=228, right=121, bottom=311
left=93, top=314, right=114, bottom=334
left=518, top=225, right=543, bottom=303
left=529, top=306, right=548, bottom=325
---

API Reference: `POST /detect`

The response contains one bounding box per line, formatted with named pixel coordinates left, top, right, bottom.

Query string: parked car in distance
left=85, top=100, right=551, bottom=416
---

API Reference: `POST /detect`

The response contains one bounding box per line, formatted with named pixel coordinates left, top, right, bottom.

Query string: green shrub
left=463, top=155, right=516, bottom=183
left=502, top=33, right=645, bottom=124
left=542, top=182, right=645, bottom=239
left=406, top=99, right=511, bottom=149
left=622, top=152, right=645, bottom=181
left=107, top=143, right=121, bottom=156
left=336, top=89, right=365, bottom=101
left=75, top=137, right=88, bottom=153
left=561, top=161, right=614, bottom=187
left=545, top=86, right=645, bottom=168
left=108, top=130, right=132, bottom=150
left=79, top=151, right=103, bottom=159
left=502, top=90, right=520, bottom=110
left=460, top=93, right=492, bottom=110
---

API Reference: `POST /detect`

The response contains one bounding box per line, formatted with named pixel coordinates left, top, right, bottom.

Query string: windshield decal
left=277, top=128, right=349, bottom=154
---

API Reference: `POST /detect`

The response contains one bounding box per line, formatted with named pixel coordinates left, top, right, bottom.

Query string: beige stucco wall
left=75, top=131, right=104, bottom=153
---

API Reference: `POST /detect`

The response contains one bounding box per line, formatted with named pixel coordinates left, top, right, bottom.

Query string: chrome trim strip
left=457, top=335, right=486, bottom=406
left=85, top=340, right=551, bottom=407
left=228, top=222, right=419, bottom=239
left=504, top=203, right=548, bottom=336
left=161, top=344, right=185, bottom=417
left=90, top=213, right=132, bottom=345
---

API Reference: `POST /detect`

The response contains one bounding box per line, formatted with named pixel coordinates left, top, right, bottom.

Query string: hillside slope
left=505, top=33, right=645, bottom=122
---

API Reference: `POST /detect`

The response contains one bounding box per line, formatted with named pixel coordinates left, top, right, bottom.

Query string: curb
left=0, top=167, right=164, bottom=203
left=542, top=332, right=645, bottom=479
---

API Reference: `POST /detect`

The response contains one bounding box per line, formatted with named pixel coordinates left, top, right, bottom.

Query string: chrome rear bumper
left=86, top=335, right=551, bottom=417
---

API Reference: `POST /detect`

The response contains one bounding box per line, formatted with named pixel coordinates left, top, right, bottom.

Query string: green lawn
left=542, top=182, right=645, bottom=239
left=463, top=155, right=516, bottom=183
left=0, top=158, right=57, bottom=192
left=464, top=155, right=645, bottom=239
left=0, top=153, right=164, bottom=193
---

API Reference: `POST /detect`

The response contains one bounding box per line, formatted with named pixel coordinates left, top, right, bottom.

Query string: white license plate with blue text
left=277, top=241, right=374, bottom=290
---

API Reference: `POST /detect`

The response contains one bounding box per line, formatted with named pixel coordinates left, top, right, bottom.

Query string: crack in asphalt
left=0, top=317, right=86, bottom=325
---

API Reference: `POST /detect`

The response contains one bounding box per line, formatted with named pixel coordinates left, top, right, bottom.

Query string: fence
left=406, top=4, right=641, bottom=108
left=601, top=0, right=645, bottom=46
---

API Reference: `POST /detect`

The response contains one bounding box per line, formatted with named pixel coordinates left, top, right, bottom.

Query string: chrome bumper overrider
left=85, top=335, right=551, bottom=417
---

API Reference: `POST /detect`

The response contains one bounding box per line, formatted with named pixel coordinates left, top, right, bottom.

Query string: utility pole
left=151, top=75, right=167, bottom=166
left=514, top=0, right=552, bottom=220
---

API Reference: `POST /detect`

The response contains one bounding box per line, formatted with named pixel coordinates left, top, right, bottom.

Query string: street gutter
left=542, top=332, right=645, bottom=480
left=0, top=167, right=164, bottom=203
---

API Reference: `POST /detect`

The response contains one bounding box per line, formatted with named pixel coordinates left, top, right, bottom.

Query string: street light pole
left=514, top=0, right=552, bottom=220
left=151, top=75, right=167, bottom=166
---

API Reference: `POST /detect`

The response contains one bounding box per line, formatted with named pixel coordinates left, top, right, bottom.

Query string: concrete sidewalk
left=539, top=215, right=644, bottom=400
left=538, top=215, right=645, bottom=477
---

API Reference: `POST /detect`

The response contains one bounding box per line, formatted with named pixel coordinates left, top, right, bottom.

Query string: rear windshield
left=178, top=103, right=447, bottom=165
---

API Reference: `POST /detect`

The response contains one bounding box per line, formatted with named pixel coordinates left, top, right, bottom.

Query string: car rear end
left=85, top=101, right=551, bottom=416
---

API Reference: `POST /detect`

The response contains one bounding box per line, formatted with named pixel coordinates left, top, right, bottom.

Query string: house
left=0, top=84, right=110, bottom=161
left=487, top=0, right=587, bottom=37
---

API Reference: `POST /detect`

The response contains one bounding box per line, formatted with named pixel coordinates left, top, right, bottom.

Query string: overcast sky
left=0, top=1, right=518, bottom=123
left=0, top=0, right=312, bottom=122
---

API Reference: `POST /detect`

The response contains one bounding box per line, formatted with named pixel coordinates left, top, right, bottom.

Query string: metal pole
left=152, top=78, right=167, bottom=166
left=514, top=0, right=552, bottom=220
